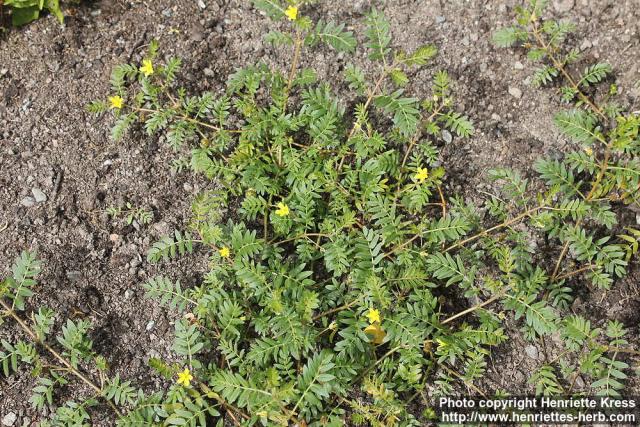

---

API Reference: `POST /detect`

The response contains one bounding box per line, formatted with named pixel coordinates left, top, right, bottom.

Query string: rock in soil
left=1, top=412, right=16, bottom=427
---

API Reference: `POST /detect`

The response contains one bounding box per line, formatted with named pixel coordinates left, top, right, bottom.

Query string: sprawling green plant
left=491, top=0, right=640, bottom=397
left=107, top=202, right=154, bottom=227
left=2, top=0, right=639, bottom=425
left=0, top=252, right=134, bottom=425
left=2, top=0, right=63, bottom=26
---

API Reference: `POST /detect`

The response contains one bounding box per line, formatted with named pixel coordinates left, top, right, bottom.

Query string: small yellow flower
left=366, top=308, right=381, bottom=324
left=140, top=59, right=154, bottom=77
left=219, top=247, right=231, bottom=258
left=109, top=95, right=124, bottom=109
left=414, top=167, right=429, bottom=183
left=584, top=147, right=593, bottom=156
left=176, top=368, right=193, bottom=387
left=275, top=202, right=290, bottom=217
left=284, top=5, right=298, bottom=21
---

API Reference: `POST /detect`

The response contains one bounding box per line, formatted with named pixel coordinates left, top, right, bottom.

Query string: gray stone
left=66, top=271, right=82, bottom=282
left=20, top=196, right=36, bottom=207
left=197, top=0, right=206, bottom=9
left=2, top=412, right=16, bottom=427
left=146, top=320, right=155, bottom=331
left=442, top=129, right=453, bottom=144
left=553, top=0, right=575, bottom=12
left=580, top=39, right=592, bottom=50
left=435, top=16, right=446, bottom=24
left=514, top=61, right=525, bottom=70
left=32, top=188, right=47, bottom=203
left=524, top=345, right=539, bottom=360
left=508, top=86, right=523, bottom=99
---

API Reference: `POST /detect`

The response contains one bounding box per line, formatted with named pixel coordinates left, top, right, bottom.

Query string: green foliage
left=107, top=202, right=153, bottom=226
left=365, top=8, right=392, bottom=61
left=307, top=20, right=357, bottom=52
left=374, top=91, right=420, bottom=136
left=104, top=374, right=138, bottom=406
left=493, top=0, right=639, bottom=401
left=147, top=230, right=195, bottom=263
left=56, top=319, right=94, bottom=368
left=2, top=250, right=41, bottom=311
left=554, top=109, right=602, bottom=145
left=4, top=0, right=64, bottom=26
left=0, top=339, right=36, bottom=376
left=530, top=365, right=563, bottom=396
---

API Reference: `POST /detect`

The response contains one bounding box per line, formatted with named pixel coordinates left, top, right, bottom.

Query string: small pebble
left=66, top=271, right=82, bottom=282
left=508, top=86, right=523, bottom=99
left=20, top=196, right=36, bottom=207
left=146, top=320, right=156, bottom=331
left=524, top=345, right=539, bottom=360
left=435, top=16, right=446, bottom=24
left=197, top=0, right=206, bottom=9
left=441, top=129, right=452, bottom=144
left=514, top=61, right=524, bottom=70
left=32, top=188, right=47, bottom=203
left=1, top=412, right=16, bottom=427
left=553, top=0, right=575, bottom=13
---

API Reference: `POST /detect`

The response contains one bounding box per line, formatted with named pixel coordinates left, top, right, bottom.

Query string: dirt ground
left=1, top=0, right=639, bottom=424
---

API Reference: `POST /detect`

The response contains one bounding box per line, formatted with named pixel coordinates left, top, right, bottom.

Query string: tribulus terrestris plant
left=1, top=0, right=639, bottom=425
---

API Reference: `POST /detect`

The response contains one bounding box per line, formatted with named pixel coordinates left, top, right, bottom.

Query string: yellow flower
left=140, top=59, right=154, bottom=77
left=176, top=368, right=193, bottom=387
left=584, top=147, right=593, bottom=156
left=414, top=167, right=429, bottom=183
left=284, top=5, right=298, bottom=21
left=219, top=247, right=231, bottom=258
left=275, top=202, right=290, bottom=217
left=109, top=95, right=124, bottom=109
left=366, top=308, right=381, bottom=324
left=364, top=323, right=386, bottom=344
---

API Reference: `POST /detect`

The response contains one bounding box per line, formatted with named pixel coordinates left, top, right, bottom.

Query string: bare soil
left=1, top=0, right=639, bottom=424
